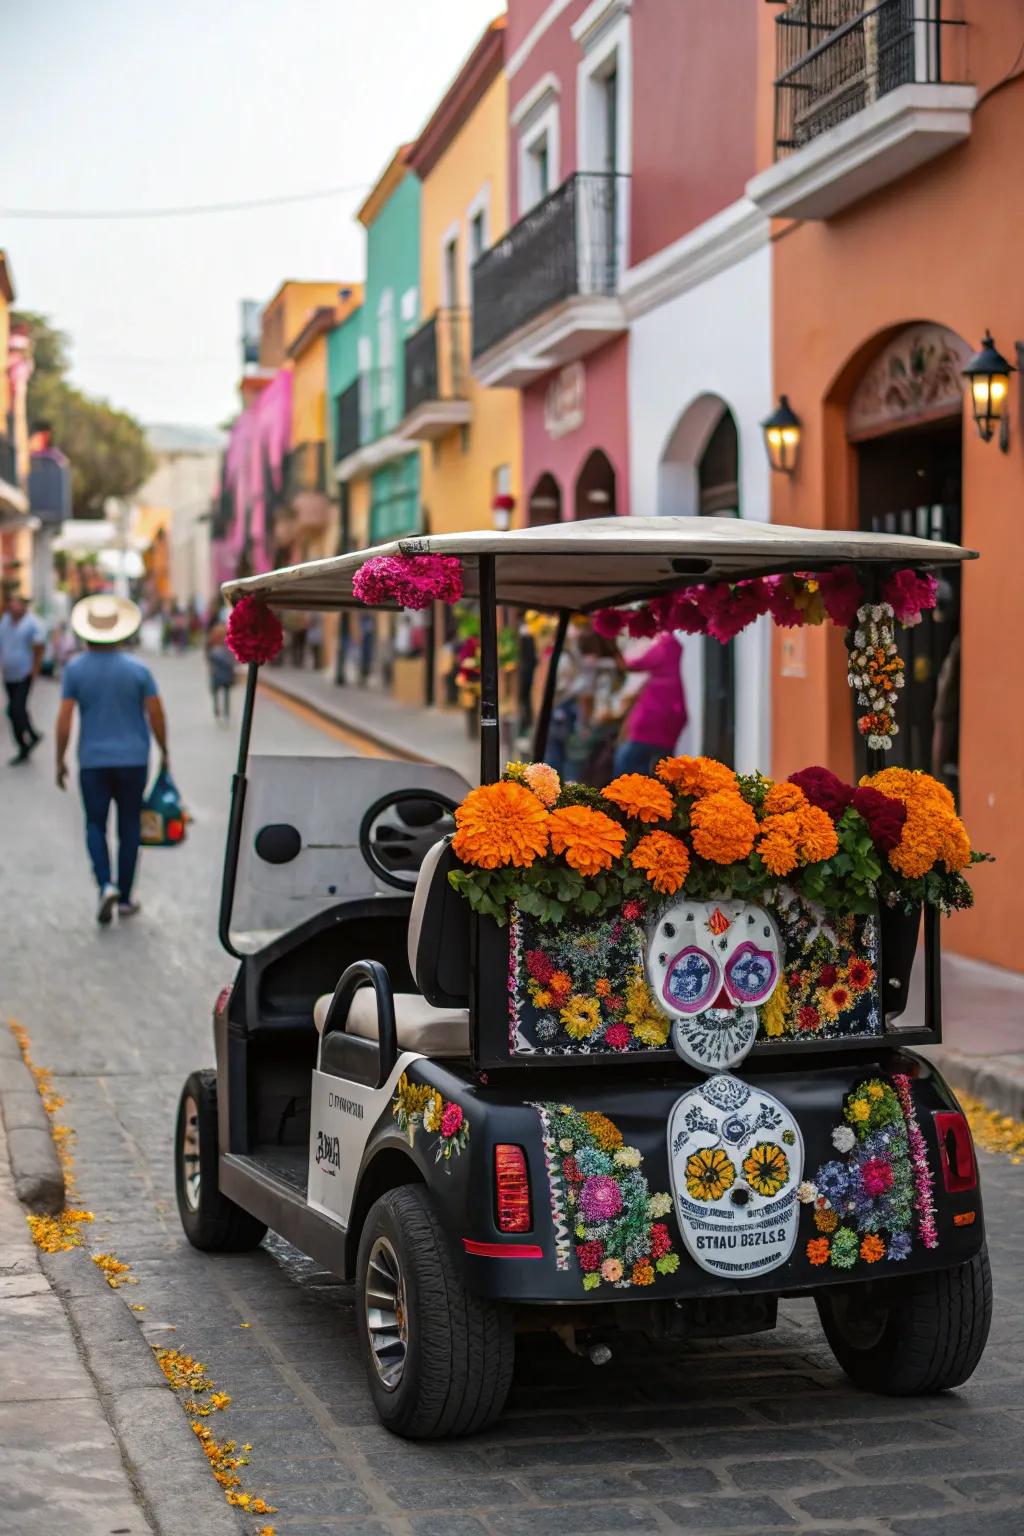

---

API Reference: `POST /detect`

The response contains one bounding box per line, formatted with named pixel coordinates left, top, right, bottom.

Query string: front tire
left=817, top=1244, right=992, bottom=1395
left=174, top=1070, right=267, bottom=1252
left=356, top=1184, right=514, bottom=1438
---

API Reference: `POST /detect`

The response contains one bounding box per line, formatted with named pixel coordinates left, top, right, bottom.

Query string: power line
left=0, top=181, right=370, bottom=221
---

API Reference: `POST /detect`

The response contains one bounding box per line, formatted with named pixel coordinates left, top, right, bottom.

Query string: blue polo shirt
left=0, top=611, right=44, bottom=683
left=62, top=649, right=158, bottom=768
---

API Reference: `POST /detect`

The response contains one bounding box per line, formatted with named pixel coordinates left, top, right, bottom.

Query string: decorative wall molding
left=507, top=0, right=576, bottom=81
left=571, top=0, right=632, bottom=51
left=619, top=199, right=769, bottom=322
left=510, top=71, right=561, bottom=131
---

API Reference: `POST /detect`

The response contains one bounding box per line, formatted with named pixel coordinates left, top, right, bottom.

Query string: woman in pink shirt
left=612, top=632, right=687, bottom=776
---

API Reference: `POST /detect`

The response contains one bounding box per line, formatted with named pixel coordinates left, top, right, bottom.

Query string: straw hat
left=70, top=594, right=142, bottom=646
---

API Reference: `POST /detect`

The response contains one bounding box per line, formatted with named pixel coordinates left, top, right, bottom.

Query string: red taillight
left=495, top=1144, right=532, bottom=1233
left=934, top=1111, right=977, bottom=1193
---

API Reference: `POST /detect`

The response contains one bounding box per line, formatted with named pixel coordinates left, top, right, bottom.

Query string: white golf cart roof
left=223, top=517, right=975, bottom=614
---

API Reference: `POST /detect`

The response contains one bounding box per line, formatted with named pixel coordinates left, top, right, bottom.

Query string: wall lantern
left=962, top=331, right=1014, bottom=448
left=761, top=395, right=802, bottom=475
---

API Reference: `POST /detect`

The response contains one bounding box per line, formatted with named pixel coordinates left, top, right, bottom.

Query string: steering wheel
left=358, top=789, right=459, bottom=891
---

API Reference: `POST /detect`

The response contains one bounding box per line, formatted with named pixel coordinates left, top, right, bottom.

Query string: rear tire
left=817, top=1244, right=992, bottom=1395
left=174, top=1070, right=267, bottom=1252
left=356, top=1184, right=514, bottom=1438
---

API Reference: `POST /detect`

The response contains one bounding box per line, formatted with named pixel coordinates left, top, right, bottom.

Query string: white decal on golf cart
left=668, top=1075, right=803, bottom=1279
left=648, top=901, right=782, bottom=1074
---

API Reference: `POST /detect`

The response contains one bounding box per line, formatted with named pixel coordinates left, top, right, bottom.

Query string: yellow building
left=258, top=280, right=348, bottom=371
left=403, top=17, right=519, bottom=539
left=0, top=253, right=34, bottom=593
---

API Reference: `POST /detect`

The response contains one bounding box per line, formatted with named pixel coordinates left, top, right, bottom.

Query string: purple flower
left=579, top=1175, right=623, bottom=1222
left=815, top=1160, right=851, bottom=1204
left=887, top=1231, right=912, bottom=1262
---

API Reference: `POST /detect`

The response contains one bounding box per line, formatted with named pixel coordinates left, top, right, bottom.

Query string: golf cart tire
left=174, top=1070, right=268, bottom=1252
left=817, top=1244, right=992, bottom=1395
left=356, top=1184, right=515, bottom=1438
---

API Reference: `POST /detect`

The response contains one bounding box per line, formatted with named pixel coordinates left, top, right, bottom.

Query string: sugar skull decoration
left=667, top=1073, right=803, bottom=1278
left=647, top=899, right=782, bottom=1072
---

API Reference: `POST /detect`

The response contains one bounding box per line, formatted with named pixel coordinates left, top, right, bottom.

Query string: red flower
left=605, top=995, right=625, bottom=1014
left=797, top=1005, right=821, bottom=1032
left=622, top=899, right=646, bottom=921
left=525, top=948, right=554, bottom=984
left=592, top=608, right=628, bottom=639
left=819, top=964, right=838, bottom=987
left=846, top=958, right=873, bottom=992
left=788, top=766, right=854, bottom=822
left=860, top=1157, right=894, bottom=1197
left=817, top=566, right=863, bottom=630
left=562, top=1156, right=584, bottom=1183
left=576, top=1240, right=605, bottom=1273
left=603, top=1022, right=631, bottom=1051
left=440, top=1102, right=464, bottom=1139
left=850, top=785, right=907, bottom=853
left=226, top=596, right=284, bottom=665
left=650, top=1223, right=672, bottom=1259
left=626, top=608, right=659, bottom=639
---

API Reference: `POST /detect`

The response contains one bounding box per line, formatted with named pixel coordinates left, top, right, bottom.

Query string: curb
left=928, top=1046, right=1024, bottom=1124
left=41, top=1250, right=246, bottom=1536
left=0, top=1029, right=64, bottom=1213
left=258, top=672, right=429, bottom=763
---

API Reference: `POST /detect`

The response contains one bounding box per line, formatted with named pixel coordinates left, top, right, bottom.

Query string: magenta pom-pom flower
left=352, top=553, right=463, bottom=611
left=579, top=1174, right=624, bottom=1222
left=883, top=569, right=938, bottom=627
left=226, top=595, right=284, bottom=664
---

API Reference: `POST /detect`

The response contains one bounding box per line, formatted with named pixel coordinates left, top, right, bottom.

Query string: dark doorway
left=855, top=416, right=962, bottom=795
left=698, top=411, right=739, bottom=765
left=528, top=472, right=562, bottom=527
left=574, top=449, right=616, bottom=520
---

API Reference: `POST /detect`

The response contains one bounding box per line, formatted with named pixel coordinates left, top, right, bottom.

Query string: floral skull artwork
left=646, top=899, right=783, bottom=1072
left=667, top=1073, right=804, bottom=1279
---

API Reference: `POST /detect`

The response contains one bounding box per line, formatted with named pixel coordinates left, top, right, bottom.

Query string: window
left=377, top=290, right=395, bottom=431
left=517, top=100, right=560, bottom=215
left=442, top=236, right=459, bottom=309
left=469, top=209, right=487, bottom=266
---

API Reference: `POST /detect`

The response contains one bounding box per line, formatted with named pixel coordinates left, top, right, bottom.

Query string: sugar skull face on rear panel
left=647, top=900, right=782, bottom=1072
left=667, top=1074, right=803, bottom=1278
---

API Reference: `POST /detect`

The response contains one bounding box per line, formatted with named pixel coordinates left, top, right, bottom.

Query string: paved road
left=5, top=652, right=1024, bottom=1536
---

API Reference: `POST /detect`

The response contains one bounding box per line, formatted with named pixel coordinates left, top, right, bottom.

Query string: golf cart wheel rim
left=831, top=1287, right=889, bottom=1350
left=181, top=1094, right=202, bottom=1212
left=365, top=1235, right=408, bottom=1391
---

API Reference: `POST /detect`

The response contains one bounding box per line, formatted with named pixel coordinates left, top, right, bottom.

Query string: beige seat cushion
left=313, top=989, right=469, bottom=1057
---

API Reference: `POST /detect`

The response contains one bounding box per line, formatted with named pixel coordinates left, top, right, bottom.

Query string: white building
left=136, top=424, right=225, bottom=609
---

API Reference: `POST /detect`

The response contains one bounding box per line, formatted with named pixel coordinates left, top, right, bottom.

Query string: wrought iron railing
left=335, top=380, right=361, bottom=463
left=285, top=440, right=326, bottom=497
left=0, top=434, right=18, bottom=489
left=773, top=0, right=959, bottom=157
left=471, top=172, right=628, bottom=359
left=403, top=310, right=470, bottom=415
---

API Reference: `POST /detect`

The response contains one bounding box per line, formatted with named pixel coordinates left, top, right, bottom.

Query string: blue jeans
left=613, top=739, right=662, bottom=776
left=79, top=765, right=148, bottom=898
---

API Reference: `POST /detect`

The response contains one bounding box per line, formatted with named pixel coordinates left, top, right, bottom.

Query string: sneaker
left=117, top=899, right=141, bottom=917
left=8, top=749, right=30, bottom=766
left=97, top=884, right=119, bottom=925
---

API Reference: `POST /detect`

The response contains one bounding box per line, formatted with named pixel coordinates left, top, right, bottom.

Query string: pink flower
left=226, top=596, right=284, bottom=665
left=353, top=554, right=463, bottom=610
left=883, top=569, right=938, bottom=627
left=603, top=1023, right=632, bottom=1051
left=860, top=1157, right=894, bottom=1197
left=667, top=589, right=709, bottom=634
left=440, top=1102, right=464, bottom=1139
left=818, top=566, right=863, bottom=630
left=592, top=607, right=628, bottom=639
left=701, top=580, right=771, bottom=644
left=626, top=607, right=659, bottom=639
left=765, top=575, right=804, bottom=628
left=600, top=1256, right=623, bottom=1282
left=579, top=1175, right=623, bottom=1222
left=622, top=899, right=646, bottom=921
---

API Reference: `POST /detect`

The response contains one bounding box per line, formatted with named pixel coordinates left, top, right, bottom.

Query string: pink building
left=212, top=369, right=292, bottom=590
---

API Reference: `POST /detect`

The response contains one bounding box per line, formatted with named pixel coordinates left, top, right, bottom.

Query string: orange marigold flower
left=814, top=1207, right=839, bottom=1234
left=860, top=1233, right=886, bottom=1263
left=548, top=804, right=627, bottom=876
left=631, top=1259, right=656, bottom=1287
left=798, top=803, right=839, bottom=863
left=763, top=782, right=808, bottom=817
left=595, top=978, right=611, bottom=997
left=939, top=815, right=972, bottom=873
left=690, top=789, right=758, bottom=865
left=601, top=772, right=675, bottom=823
left=806, top=1237, right=831, bottom=1266
left=581, top=1111, right=623, bottom=1151
left=630, top=830, right=691, bottom=895
left=758, top=816, right=801, bottom=877
left=452, top=780, right=550, bottom=869
left=549, top=970, right=572, bottom=997
left=656, top=755, right=738, bottom=797
left=523, top=761, right=561, bottom=808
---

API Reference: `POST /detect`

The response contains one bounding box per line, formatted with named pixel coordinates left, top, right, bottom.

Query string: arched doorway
left=528, top=472, right=562, bottom=527
left=847, top=324, right=968, bottom=795
left=574, top=449, right=616, bottom=520
left=658, top=395, right=741, bottom=765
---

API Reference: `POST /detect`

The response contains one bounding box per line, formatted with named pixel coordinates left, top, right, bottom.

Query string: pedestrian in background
left=612, top=631, right=687, bottom=777
left=206, top=622, right=236, bottom=722
left=0, top=591, right=45, bottom=764
left=55, top=595, right=170, bottom=926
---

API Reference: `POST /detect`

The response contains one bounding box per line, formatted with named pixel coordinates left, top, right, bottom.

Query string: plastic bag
left=140, top=766, right=187, bottom=847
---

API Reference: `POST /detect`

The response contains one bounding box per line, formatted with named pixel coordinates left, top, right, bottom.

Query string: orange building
left=747, top=1, right=1024, bottom=970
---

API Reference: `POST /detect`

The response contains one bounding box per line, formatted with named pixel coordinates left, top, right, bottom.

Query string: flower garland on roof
left=352, top=552, right=463, bottom=610
left=446, top=756, right=983, bottom=928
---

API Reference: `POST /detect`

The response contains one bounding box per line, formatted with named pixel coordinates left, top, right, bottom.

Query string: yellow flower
left=560, top=995, right=602, bottom=1039
left=686, top=1146, right=736, bottom=1201
left=632, top=1014, right=670, bottom=1047
left=849, top=1098, right=871, bottom=1122
left=742, top=1142, right=790, bottom=1198
left=534, top=989, right=552, bottom=1008
left=623, top=965, right=671, bottom=1045
left=581, top=1111, right=624, bottom=1150
left=867, top=1083, right=885, bottom=1101
left=423, top=1092, right=444, bottom=1134
left=760, top=974, right=790, bottom=1038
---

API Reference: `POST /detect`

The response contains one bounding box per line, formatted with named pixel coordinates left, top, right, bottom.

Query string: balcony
left=333, top=372, right=415, bottom=483
left=747, top=0, right=975, bottom=222
left=0, top=434, right=29, bottom=523
left=399, top=310, right=471, bottom=441
left=471, top=172, right=628, bottom=389
left=282, top=441, right=330, bottom=535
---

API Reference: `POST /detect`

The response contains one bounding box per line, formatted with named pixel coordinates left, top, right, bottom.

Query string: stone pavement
left=3, top=651, right=1024, bottom=1536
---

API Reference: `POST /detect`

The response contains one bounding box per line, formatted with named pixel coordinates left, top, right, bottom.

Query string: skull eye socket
left=662, top=947, right=719, bottom=1014
left=725, top=941, right=778, bottom=1004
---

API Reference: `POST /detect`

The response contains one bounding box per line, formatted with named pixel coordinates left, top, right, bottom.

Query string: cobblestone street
left=5, top=652, right=1024, bottom=1536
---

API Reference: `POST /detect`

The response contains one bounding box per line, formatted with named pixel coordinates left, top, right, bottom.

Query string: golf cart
left=175, top=518, right=991, bottom=1438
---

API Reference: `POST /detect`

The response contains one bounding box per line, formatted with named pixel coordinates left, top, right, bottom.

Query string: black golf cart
left=175, top=518, right=990, bottom=1438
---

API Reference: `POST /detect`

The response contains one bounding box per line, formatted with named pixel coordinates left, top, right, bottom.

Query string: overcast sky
left=4, top=0, right=505, bottom=431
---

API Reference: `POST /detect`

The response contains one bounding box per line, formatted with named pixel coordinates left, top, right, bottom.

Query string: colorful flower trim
left=848, top=603, right=905, bottom=751
left=391, top=1074, right=470, bottom=1169
left=533, top=1104, right=679, bottom=1291
left=225, top=596, right=284, bottom=665
left=352, top=553, right=463, bottom=610
left=892, top=1072, right=938, bottom=1249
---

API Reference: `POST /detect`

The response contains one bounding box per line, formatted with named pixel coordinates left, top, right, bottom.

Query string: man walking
left=0, top=592, right=45, bottom=764
left=55, top=594, right=169, bottom=925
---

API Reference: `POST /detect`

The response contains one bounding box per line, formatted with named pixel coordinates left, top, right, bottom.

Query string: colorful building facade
left=0, top=253, right=33, bottom=593
left=747, top=1, right=1021, bottom=970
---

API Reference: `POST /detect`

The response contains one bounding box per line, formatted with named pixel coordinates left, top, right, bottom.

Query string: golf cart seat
left=314, top=838, right=470, bottom=1060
